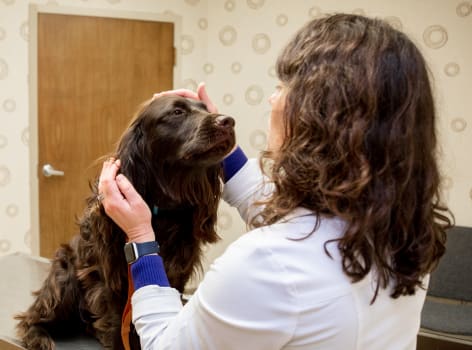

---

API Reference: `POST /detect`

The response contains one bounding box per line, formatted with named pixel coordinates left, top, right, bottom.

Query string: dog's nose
left=215, top=115, right=235, bottom=128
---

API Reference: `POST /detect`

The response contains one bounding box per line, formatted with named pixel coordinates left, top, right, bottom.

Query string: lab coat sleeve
left=222, top=158, right=274, bottom=224
left=131, top=235, right=298, bottom=350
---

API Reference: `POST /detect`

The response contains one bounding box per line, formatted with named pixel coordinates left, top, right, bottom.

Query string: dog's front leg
left=82, top=288, right=126, bottom=350
left=15, top=245, right=80, bottom=350
left=92, top=311, right=126, bottom=349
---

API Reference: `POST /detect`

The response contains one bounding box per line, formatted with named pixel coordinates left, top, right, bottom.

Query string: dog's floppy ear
left=193, top=206, right=219, bottom=244
left=191, top=167, right=222, bottom=244
left=76, top=182, right=128, bottom=295
left=115, top=119, right=151, bottom=197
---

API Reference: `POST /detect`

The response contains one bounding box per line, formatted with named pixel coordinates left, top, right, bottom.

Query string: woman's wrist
left=222, top=146, right=248, bottom=182
left=131, top=254, right=170, bottom=289
left=127, top=225, right=155, bottom=243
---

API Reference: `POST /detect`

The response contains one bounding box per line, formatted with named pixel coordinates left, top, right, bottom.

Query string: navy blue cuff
left=130, top=254, right=170, bottom=290
left=222, top=146, right=248, bottom=182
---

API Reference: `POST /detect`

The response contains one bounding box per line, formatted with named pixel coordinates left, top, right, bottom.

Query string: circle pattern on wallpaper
left=0, top=166, right=11, bottom=186
left=3, top=98, right=16, bottom=112
left=225, top=0, right=235, bottom=12
left=185, top=0, right=199, bottom=5
left=223, top=94, right=234, bottom=105
left=384, top=16, right=403, bottom=31
left=0, top=59, right=8, bottom=80
left=6, top=204, right=18, bottom=217
left=456, top=1, right=472, bottom=17
left=107, top=0, right=120, bottom=3
left=181, top=35, right=195, bottom=55
left=0, top=135, right=7, bottom=148
left=268, top=65, right=276, bottom=78
left=1, top=0, right=14, bottom=5
left=249, top=129, right=267, bottom=150
left=276, top=14, right=288, bottom=26
left=423, top=25, right=448, bottom=49
left=182, top=78, right=198, bottom=91
left=444, top=62, right=460, bottom=77
left=198, top=18, right=208, bottom=30
left=203, top=63, right=214, bottom=74
left=219, top=25, right=237, bottom=46
left=217, top=210, right=232, bottom=230
left=0, top=240, right=11, bottom=253
left=247, top=0, right=264, bottom=10
left=245, top=85, right=264, bottom=105
left=0, top=27, right=6, bottom=41
left=252, top=33, right=271, bottom=54
left=451, top=118, right=467, bottom=132
left=21, top=128, right=29, bottom=146
left=231, top=61, right=242, bottom=74
left=309, top=6, right=322, bottom=18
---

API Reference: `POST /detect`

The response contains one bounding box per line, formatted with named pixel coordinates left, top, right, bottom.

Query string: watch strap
left=124, top=241, right=159, bottom=264
left=136, top=241, right=159, bottom=256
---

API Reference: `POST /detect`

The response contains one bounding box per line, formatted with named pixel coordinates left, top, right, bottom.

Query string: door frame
left=28, top=4, right=182, bottom=256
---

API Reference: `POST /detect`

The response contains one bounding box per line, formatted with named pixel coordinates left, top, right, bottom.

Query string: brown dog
left=15, top=95, right=236, bottom=349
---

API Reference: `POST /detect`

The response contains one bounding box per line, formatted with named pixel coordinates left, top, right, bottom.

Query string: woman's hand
left=153, top=82, right=218, bottom=113
left=98, top=158, right=155, bottom=243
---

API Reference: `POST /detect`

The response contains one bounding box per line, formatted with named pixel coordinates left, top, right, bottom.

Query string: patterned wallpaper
left=0, top=0, right=470, bottom=277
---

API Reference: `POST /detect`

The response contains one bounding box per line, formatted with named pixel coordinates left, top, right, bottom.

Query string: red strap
left=121, top=264, right=134, bottom=350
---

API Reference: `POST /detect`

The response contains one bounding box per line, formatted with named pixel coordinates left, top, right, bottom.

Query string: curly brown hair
left=253, top=14, right=453, bottom=300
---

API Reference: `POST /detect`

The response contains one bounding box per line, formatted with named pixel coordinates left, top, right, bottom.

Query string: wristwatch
left=124, top=241, right=160, bottom=264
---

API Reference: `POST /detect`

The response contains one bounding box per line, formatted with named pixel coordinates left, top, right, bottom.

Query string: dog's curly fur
left=15, top=95, right=235, bottom=350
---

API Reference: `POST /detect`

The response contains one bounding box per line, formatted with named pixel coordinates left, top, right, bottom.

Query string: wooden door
left=37, top=13, right=174, bottom=258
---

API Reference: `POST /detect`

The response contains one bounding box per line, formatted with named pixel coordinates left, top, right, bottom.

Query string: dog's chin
left=183, top=137, right=235, bottom=164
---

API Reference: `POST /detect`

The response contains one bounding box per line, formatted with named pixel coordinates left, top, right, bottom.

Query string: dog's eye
left=173, top=108, right=184, bottom=115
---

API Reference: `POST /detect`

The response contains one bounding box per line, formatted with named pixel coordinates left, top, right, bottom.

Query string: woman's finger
left=197, top=82, right=218, bottom=113
left=98, top=158, right=113, bottom=195
left=98, top=159, right=123, bottom=204
left=115, top=173, right=142, bottom=205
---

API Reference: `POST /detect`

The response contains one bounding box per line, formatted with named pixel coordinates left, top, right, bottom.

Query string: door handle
left=42, top=164, right=65, bottom=177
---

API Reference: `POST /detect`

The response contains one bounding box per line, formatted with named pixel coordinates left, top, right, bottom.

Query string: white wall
left=0, top=1, right=471, bottom=278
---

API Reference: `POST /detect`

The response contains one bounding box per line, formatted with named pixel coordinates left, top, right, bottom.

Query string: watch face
left=124, top=241, right=159, bottom=264
left=124, top=243, right=137, bottom=263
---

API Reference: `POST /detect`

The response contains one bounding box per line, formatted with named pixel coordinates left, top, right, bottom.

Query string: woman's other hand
left=153, top=82, right=218, bottom=113
left=98, top=158, right=155, bottom=243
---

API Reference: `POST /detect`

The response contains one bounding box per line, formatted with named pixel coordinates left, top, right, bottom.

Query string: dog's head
left=116, top=94, right=235, bottom=248
left=124, top=95, right=235, bottom=165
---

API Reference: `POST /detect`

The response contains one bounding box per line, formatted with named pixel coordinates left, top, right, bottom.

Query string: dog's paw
left=21, top=327, right=55, bottom=350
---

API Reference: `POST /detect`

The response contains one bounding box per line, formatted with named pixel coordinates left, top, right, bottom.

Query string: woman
left=99, top=14, right=452, bottom=349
